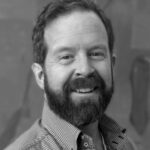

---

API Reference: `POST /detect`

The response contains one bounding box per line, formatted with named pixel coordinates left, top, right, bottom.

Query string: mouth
left=73, top=87, right=98, bottom=94
left=70, top=86, right=99, bottom=104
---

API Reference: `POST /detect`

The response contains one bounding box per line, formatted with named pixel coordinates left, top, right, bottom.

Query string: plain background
left=0, top=0, right=150, bottom=149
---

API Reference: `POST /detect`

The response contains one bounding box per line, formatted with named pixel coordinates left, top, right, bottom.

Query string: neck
left=80, top=121, right=104, bottom=150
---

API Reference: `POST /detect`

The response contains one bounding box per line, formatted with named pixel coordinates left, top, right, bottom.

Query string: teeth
left=76, top=88, right=94, bottom=93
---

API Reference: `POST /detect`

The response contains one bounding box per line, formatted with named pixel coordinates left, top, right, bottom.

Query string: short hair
left=32, top=0, right=114, bottom=66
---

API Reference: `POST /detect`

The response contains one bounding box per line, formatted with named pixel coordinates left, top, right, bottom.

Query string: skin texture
left=32, top=10, right=115, bottom=149
left=44, top=11, right=112, bottom=95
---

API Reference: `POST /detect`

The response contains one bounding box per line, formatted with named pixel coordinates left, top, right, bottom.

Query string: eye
left=59, top=54, right=74, bottom=64
left=89, top=50, right=106, bottom=60
left=62, top=55, right=73, bottom=60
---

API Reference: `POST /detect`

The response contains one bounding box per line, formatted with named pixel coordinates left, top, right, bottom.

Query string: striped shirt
left=5, top=101, right=136, bottom=150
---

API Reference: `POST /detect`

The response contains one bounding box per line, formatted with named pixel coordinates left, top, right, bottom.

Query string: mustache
left=64, top=71, right=106, bottom=92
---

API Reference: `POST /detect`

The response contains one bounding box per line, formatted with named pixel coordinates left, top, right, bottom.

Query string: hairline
left=32, top=1, right=114, bottom=66
left=43, top=9, right=109, bottom=51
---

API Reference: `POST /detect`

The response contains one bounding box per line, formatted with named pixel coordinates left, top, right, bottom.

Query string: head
left=32, top=0, right=115, bottom=128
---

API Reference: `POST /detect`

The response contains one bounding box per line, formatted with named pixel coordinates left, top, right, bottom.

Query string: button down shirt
left=5, top=101, right=136, bottom=150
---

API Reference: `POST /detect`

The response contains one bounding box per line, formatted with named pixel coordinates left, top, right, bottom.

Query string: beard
left=44, top=70, right=114, bottom=128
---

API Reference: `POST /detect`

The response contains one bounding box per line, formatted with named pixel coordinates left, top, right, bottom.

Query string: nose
left=75, top=55, right=94, bottom=77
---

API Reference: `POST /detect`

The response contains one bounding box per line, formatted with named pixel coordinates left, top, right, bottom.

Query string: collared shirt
left=41, top=101, right=81, bottom=150
left=5, top=101, right=136, bottom=150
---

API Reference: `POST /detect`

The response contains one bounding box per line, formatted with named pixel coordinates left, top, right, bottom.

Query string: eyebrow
left=87, top=45, right=107, bottom=51
left=53, top=46, right=76, bottom=55
left=53, top=44, right=107, bottom=55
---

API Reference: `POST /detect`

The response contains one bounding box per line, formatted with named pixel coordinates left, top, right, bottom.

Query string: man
left=5, top=0, right=136, bottom=149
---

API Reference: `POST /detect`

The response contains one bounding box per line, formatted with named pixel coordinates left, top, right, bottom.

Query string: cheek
left=45, top=65, right=72, bottom=91
left=95, top=62, right=112, bottom=87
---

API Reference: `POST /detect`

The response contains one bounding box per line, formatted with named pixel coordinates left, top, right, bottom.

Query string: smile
left=74, top=87, right=98, bottom=94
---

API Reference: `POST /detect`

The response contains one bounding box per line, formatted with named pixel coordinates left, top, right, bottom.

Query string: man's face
left=43, top=11, right=114, bottom=127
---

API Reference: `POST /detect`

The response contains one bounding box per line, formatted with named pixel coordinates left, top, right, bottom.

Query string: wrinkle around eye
left=58, top=54, right=75, bottom=65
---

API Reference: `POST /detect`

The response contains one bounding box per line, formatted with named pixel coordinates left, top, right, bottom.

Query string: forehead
left=44, top=11, right=108, bottom=51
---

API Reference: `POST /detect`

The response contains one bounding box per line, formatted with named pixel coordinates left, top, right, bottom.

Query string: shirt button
left=84, top=142, right=89, bottom=147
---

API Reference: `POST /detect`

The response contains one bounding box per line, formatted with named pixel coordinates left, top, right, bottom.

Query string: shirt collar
left=41, top=100, right=81, bottom=150
left=99, top=114, right=129, bottom=150
left=41, top=100, right=129, bottom=150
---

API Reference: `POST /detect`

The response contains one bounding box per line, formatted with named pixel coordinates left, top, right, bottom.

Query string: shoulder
left=4, top=120, right=54, bottom=150
left=124, top=136, right=137, bottom=150
left=100, top=114, right=137, bottom=150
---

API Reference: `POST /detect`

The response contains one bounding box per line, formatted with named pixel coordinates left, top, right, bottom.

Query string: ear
left=111, top=53, right=116, bottom=66
left=31, top=63, right=44, bottom=90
